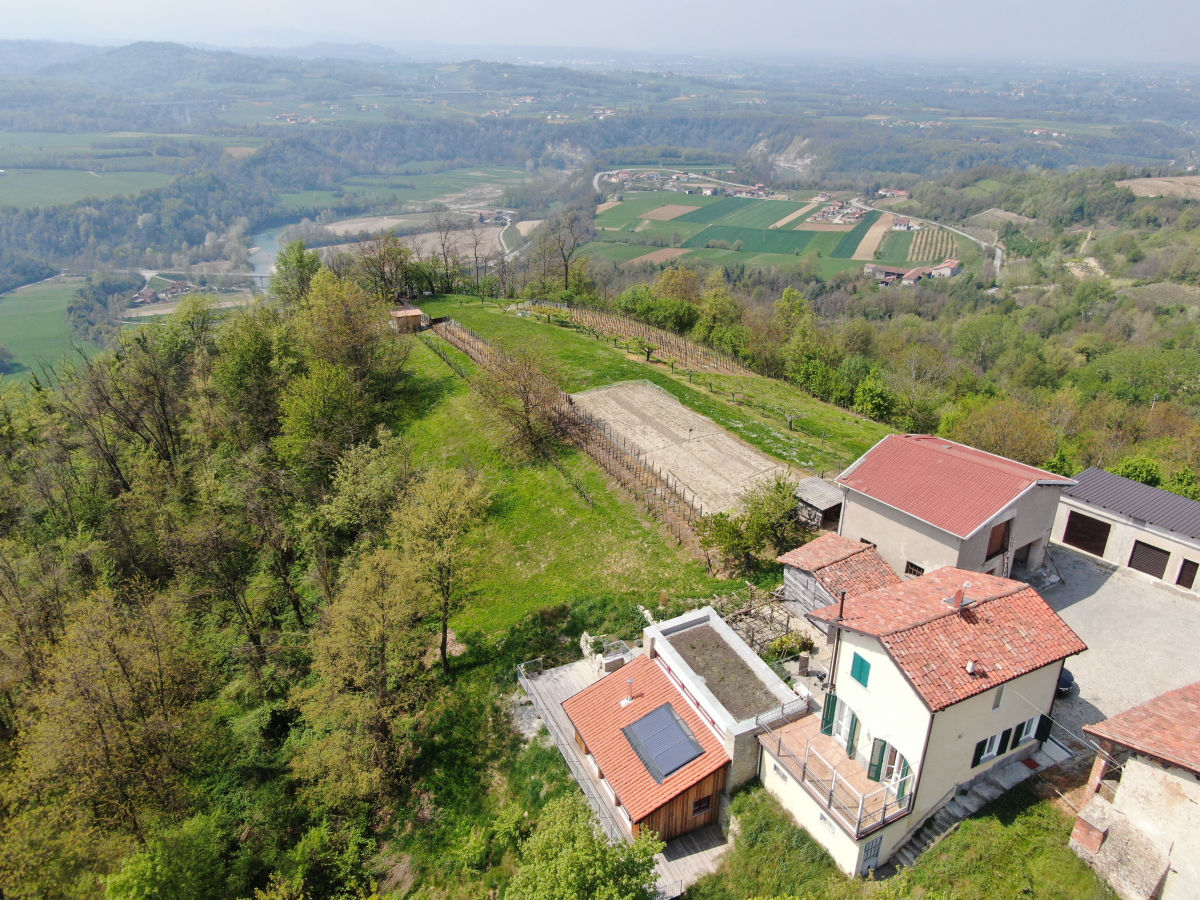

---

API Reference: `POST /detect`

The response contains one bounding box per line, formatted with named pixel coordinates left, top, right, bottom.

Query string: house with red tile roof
left=758, top=566, right=1085, bottom=876
left=836, top=434, right=1075, bottom=580
left=561, top=607, right=798, bottom=841
left=777, top=533, right=900, bottom=628
left=1071, top=682, right=1200, bottom=900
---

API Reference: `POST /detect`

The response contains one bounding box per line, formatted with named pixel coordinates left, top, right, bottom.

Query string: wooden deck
left=520, top=656, right=732, bottom=897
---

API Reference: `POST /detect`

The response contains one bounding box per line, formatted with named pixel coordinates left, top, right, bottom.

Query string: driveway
left=1038, top=544, right=1200, bottom=747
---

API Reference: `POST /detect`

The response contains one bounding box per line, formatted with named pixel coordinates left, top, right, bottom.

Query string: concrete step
left=953, top=790, right=988, bottom=816
left=932, top=809, right=958, bottom=829
left=973, top=780, right=1005, bottom=803
left=944, top=798, right=970, bottom=818
left=895, top=848, right=917, bottom=868
left=989, top=761, right=1034, bottom=791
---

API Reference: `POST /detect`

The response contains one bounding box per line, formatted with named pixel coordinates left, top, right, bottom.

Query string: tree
left=544, top=208, right=592, bottom=291
left=293, top=549, right=431, bottom=811
left=353, top=233, right=416, bottom=303
left=271, top=240, right=321, bottom=308
left=296, top=269, right=407, bottom=387
left=851, top=371, right=897, bottom=422
left=391, top=469, right=490, bottom=676
left=274, top=361, right=371, bottom=489
left=652, top=266, right=702, bottom=306
left=1111, top=455, right=1162, bottom=487
left=941, top=398, right=1057, bottom=467
left=740, top=475, right=805, bottom=557
left=507, top=794, right=662, bottom=900
left=471, top=348, right=573, bottom=461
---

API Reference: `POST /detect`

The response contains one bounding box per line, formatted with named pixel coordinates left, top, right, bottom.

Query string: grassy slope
left=687, top=785, right=1113, bottom=900
left=420, top=299, right=890, bottom=474
left=395, top=337, right=724, bottom=635
left=0, top=276, right=98, bottom=379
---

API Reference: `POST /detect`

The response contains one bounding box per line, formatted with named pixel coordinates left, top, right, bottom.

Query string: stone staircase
left=877, top=740, right=1073, bottom=876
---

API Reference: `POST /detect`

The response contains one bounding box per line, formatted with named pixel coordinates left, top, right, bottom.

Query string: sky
left=5, top=0, right=1200, bottom=65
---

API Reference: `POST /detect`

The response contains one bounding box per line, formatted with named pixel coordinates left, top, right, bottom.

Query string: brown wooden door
left=1062, top=511, right=1111, bottom=557
left=1129, top=540, right=1170, bottom=579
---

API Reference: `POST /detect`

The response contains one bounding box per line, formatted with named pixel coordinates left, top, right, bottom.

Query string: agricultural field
left=908, top=226, right=958, bottom=262
left=1116, top=175, right=1200, bottom=199
left=1119, top=282, right=1200, bottom=306
left=419, top=298, right=891, bottom=473
left=0, top=169, right=173, bottom=208
left=0, top=277, right=97, bottom=379
left=874, top=229, right=915, bottom=263
left=279, top=166, right=529, bottom=212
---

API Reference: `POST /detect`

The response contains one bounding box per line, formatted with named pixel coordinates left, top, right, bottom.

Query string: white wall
left=1052, top=498, right=1200, bottom=593
left=921, top=664, right=1059, bottom=805
left=1113, top=756, right=1200, bottom=900
left=839, top=491, right=960, bottom=576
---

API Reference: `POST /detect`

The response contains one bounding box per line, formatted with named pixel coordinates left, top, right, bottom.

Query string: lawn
left=418, top=299, right=890, bottom=474
left=0, top=169, right=173, bottom=208
left=396, top=336, right=725, bottom=636
left=0, top=277, right=98, bottom=379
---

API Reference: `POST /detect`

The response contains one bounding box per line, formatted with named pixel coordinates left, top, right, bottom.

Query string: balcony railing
left=761, top=715, right=914, bottom=838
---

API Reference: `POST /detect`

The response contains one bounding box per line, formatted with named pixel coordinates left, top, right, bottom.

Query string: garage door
left=1062, top=511, right=1111, bottom=557
left=1129, top=540, right=1170, bottom=579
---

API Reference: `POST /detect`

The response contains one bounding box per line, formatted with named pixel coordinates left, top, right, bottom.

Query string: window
left=1013, top=715, right=1038, bottom=745
left=692, top=795, right=712, bottom=817
left=904, top=561, right=924, bottom=577
left=992, top=685, right=1005, bottom=710
left=772, top=762, right=788, bottom=782
left=986, top=520, right=1011, bottom=560
left=972, top=727, right=1014, bottom=767
left=979, top=733, right=1000, bottom=762
left=850, top=652, right=871, bottom=687
left=1178, top=559, right=1198, bottom=589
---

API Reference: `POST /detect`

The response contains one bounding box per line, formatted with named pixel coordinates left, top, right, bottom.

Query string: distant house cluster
left=877, top=187, right=909, bottom=198
left=808, top=199, right=867, bottom=225
left=864, top=258, right=961, bottom=285
left=130, top=280, right=198, bottom=305
left=891, top=217, right=919, bottom=231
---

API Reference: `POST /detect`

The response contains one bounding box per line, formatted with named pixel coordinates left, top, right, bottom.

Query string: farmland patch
left=770, top=203, right=817, bottom=229
left=624, top=248, right=692, bottom=267
left=908, top=226, right=956, bottom=262
left=850, top=213, right=894, bottom=260
left=639, top=203, right=701, bottom=221
left=1116, top=176, right=1200, bottom=199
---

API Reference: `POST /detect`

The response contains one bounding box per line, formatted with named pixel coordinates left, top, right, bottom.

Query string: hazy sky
left=7, top=0, right=1200, bottom=64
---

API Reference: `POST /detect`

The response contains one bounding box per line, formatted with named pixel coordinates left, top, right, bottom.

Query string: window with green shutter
left=867, top=739, right=887, bottom=782
left=820, top=694, right=837, bottom=736
left=850, top=652, right=871, bottom=687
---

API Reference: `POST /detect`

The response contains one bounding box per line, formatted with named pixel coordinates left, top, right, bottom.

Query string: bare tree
left=544, top=208, right=593, bottom=291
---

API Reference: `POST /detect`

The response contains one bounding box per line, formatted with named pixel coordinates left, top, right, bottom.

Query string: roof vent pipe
left=966, top=660, right=976, bottom=675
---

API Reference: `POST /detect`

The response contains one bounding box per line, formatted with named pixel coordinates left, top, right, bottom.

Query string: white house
left=931, top=259, right=961, bottom=278
left=1052, top=466, right=1200, bottom=592
left=837, top=434, right=1075, bottom=579
left=758, top=567, right=1086, bottom=876
left=1072, top=682, right=1200, bottom=900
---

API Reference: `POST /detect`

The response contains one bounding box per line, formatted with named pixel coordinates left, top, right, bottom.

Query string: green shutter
left=867, top=739, right=887, bottom=782
left=897, top=758, right=910, bottom=801
left=846, top=713, right=859, bottom=759
left=820, top=694, right=837, bottom=736
left=850, top=653, right=871, bottom=687
left=997, top=728, right=1012, bottom=755
left=971, top=739, right=986, bottom=767
left=1034, top=714, right=1053, bottom=742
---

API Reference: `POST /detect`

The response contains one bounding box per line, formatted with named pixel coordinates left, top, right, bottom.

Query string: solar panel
left=622, top=703, right=704, bottom=783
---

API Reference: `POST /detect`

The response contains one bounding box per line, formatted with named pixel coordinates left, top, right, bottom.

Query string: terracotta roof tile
left=561, top=655, right=729, bottom=822
left=837, top=434, right=1074, bottom=538
left=1084, top=682, right=1200, bottom=775
left=777, top=533, right=900, bottom=599
left=809, top=567, right=1086, bottom=711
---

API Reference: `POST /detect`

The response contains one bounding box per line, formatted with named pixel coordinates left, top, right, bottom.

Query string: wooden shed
left=389, top=307, right=426, bottom=333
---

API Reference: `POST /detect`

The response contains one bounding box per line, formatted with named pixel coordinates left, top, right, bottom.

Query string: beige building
left=1072, top=682, right=1200, bottom=900
left=1052, top=467, right=1200, bottom=592
left=758, top=567, right=1086, bottom=876
left=837, top=434, right=1074, bottom=580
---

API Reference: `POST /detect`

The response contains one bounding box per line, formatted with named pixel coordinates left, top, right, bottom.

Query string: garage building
left=1052, top=467, right=1200, bottom=590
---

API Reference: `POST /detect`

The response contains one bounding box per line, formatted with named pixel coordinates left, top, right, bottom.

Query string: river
left=247, top=225, right=288, bottom=276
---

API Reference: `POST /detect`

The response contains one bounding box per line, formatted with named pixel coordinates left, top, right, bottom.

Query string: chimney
left=620, top=677, right=635, bottom=707
left=966, top=660, right=977, bottom=675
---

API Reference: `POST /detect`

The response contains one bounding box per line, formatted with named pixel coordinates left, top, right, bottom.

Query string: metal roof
left=622, top=704, right=704, bottom=784
left=1065, top=467, right=1200, bottom=541
left=795, top=476, right=843, bottom=511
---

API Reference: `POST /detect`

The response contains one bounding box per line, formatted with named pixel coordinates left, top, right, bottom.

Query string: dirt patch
left=666, top=623, right=779, bottom=720
left=125, top=295, right=255, bottom=318
left=596, top=200, right=622, bottom=213
left=324, top=214, right=435, bottom=235
left=966, top=207, right=1037, bottom=227
left=222, top=146, right=257, bottom=159
left=625, top=247, right=692, bottom=267
left=639, top=204, right=702, bottom=221
left=1065, top=257, right=1105, bottom=278
left=1117, top=175, right=1200, bottom=199
left=515, top=219, right=543, bottom=237
left=795, top=221, right=854, bottom=232
left=570, top=381, right=788, bottom=514
left=851, top=212, right=895, bottom=260
left=769, top=202, right=817, bottom=229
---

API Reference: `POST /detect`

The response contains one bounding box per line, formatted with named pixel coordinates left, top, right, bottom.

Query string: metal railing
left=762, top=716, right=914, bottom=838
left=516, top=657, right=626, bottom=844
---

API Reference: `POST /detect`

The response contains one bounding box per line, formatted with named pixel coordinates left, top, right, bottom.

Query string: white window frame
left=980, top=732, right=1001, bottom=762
left=1014, top=715, right=1038, bottom=745
left=832, top=699, right=855, bottom=747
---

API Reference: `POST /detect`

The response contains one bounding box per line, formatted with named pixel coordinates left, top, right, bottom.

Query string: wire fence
left=429, top=318, right=704, bottom=548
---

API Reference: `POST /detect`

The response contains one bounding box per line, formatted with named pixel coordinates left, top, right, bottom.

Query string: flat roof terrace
left=667, top=623, right=781, bottom=721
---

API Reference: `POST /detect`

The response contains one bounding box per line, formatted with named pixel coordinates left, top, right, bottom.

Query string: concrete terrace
left=518, top=656, right=732, bottom=898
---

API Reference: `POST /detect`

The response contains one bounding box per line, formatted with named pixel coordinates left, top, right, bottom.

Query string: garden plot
left=571, top=381, right=789, bottom=514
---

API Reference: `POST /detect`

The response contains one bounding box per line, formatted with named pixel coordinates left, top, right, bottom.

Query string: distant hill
left=0, top=40, right=102, bottom=76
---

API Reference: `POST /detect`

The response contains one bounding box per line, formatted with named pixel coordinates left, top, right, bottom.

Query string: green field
left=420, top=298, right=891, bottom=473
left=875, top=229, right=915, bottom=263
left=0, top=169, right=173, bottom=208
left=0, top=277, right=98, bottom=379
left=683, top=224, right=818, bottom=254
left=279, top=166, right=529, bottom=211
left=594, top=190, right=722, bottom=230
